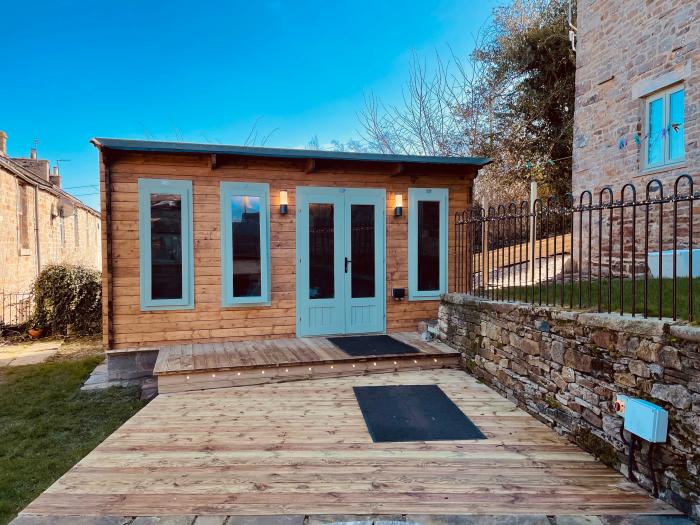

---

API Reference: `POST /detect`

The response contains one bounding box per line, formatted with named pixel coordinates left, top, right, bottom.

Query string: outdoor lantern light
left=394, top=193, right=403, bottom=216
left=279, top=190, right=288, bottom=215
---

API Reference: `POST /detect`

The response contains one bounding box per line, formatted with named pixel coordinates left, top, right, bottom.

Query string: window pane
left=231, top=195, right=262, bottom=297
left=351, top=204, right=375, bottom=298
left=669, top=89, right=685, bottom=161
left=309, top=203, right=334, bottom=299
left=647, top=98, right=663, bottom=166
left=150, top=193, right=183, bottom=300
left=417, top=200, right=440, bottom=291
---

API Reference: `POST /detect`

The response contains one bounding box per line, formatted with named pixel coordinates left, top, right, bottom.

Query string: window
left=74, top=211, right=79, bottom=247
left=17, top=182, right=30, bottom=252
left=59, top=208, right=65, bottom=247
left=408, top=188, right=448, bottom=300
left=644, top=85, right=685, bottom=169
left=220, top=182, right=270, bottom=306
left=138, top=179, right=194, bottom=310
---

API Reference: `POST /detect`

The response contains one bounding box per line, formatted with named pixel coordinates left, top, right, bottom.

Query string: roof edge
left=91, top=137, right=492, bottom=168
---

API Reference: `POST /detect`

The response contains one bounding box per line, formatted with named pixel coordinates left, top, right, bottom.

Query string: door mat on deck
left=327, top=335, right=419, bottom=357
left=353, top=384, right=486, bottom=442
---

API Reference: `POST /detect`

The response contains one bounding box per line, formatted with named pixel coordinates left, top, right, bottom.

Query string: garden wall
left=439, top=293, right=700, bottom=520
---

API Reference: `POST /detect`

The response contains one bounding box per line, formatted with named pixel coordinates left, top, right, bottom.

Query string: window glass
left=150, top=193, right=183, bottom=300
left=647, top=97, right=663, bottom=166
left=351, top=204, right=375, bottom=298
left=231, top=196, right=262, bottom=297
left=417, top=201, right=441, bottom=291
left=309, top=203, right=334, bottom=299
left=18, top=183, right=29, bottom=249
left=669, top=89, right=685, bottom=161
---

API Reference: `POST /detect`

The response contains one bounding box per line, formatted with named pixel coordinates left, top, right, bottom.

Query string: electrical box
left=623, top=398, right=668, bottom=443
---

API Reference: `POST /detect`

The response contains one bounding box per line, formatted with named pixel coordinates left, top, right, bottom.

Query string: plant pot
left=28, top=327, right=46, bottom=339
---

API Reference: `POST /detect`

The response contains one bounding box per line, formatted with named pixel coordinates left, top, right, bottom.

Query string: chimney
left=0, top=131, right=7, bottom=157
left=50, top=165, right=61, bottom=188
left=30, top=147, right=37, bottom=160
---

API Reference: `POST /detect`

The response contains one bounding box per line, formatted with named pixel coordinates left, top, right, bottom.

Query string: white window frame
left=643, top=84, right=685, bottom=170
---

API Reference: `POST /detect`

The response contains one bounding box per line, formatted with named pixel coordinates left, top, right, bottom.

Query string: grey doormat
left=353, top=384, right=486, bottom=442
left=327, top=335, right=419, bottom=357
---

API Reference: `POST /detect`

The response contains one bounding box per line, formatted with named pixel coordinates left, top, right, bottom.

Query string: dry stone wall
left=439, top=293, right=700, bottom=520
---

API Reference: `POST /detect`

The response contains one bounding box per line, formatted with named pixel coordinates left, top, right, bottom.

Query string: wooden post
left=529, top=181, right=538, bottom=285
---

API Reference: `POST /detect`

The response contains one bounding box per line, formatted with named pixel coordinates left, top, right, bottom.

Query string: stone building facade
left=572, top=0, right=698, bottom=195
left=0, top=131, right=101, bottom=323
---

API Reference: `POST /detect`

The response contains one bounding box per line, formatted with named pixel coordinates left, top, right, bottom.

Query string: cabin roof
left=91, top=138, right=491, bottom=168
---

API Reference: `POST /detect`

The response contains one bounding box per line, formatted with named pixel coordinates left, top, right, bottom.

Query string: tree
left=357, top=0, right=575, bottom=203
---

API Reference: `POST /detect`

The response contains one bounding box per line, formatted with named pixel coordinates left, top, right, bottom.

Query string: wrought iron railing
left=455, top=175, right=700, bottom=322
left=0, top=290, right=33, bottom=328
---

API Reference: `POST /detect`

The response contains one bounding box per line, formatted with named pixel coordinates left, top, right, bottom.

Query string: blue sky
left=2, top=0, right=501, bottom=209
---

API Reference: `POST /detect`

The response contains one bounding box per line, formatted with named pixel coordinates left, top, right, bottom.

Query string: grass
left=501, top=277, right=700, bottom=322
left=0, top=356, right=146, bottom=524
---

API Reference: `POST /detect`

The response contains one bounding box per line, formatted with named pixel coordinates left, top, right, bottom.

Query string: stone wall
left=439, top=293, right=700, bottom=520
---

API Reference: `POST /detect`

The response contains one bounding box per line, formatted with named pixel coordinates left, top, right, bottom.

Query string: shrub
left=31, top=264, right=102, bottom=336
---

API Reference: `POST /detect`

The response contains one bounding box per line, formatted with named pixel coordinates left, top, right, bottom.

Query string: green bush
left=31, top=264, right=102, bottom=336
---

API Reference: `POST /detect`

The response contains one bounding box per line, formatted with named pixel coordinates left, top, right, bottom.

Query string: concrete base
left=106, top=349, right=159, bottom=381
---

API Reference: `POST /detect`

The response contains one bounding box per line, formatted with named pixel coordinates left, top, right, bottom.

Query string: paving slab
left=10, top=516, right=130, bottom=525
left=131, top=517, right=196, bottom=525
left=191, top=517, right=228, bottom=525
left=553, top=517, right=604, bottom=525
left=406, top=516, right=550, bottom=525
left=307, top=516, right=406, bottom=525
left=227, top=516, right=305, bottom=525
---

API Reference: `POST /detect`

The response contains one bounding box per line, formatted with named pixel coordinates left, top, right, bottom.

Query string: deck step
left=157, top=352, right=459, bottom=393
left=154, top=332, right=460, bottom=394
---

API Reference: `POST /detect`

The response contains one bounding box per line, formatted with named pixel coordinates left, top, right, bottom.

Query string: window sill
left=140, top=303, right=195, bottom=312
left=408, top=294, right=443, bottom=302
left=636, top=161, right=686, bottom=178
left=222, top=301, right=272, bottom=308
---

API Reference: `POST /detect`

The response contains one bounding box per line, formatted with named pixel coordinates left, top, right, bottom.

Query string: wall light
left=279, top=190, right=288, bottom=215
left=394, top=193, right=403, bottom=217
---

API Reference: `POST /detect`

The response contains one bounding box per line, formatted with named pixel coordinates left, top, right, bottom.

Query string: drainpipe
left=33, top=184, right=41, bottom=276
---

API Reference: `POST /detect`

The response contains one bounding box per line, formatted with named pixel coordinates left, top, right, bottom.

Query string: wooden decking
left=22, top=369, right=675, bottom=518
left=154, top=332, right=460, bottom=393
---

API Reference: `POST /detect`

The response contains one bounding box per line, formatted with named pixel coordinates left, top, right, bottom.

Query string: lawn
left=0, top=355, right=146, bottom=524
left=498, top=277, right=700, bottom=322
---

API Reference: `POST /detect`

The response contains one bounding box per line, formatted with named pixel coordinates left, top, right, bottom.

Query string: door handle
left=345, top=257, right=351, bottom=273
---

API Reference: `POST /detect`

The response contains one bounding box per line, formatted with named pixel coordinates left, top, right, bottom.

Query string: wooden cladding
left=102, top=151, right=475, bottom=351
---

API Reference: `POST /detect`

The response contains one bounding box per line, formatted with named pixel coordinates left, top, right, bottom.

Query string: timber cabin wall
left=101, top=150, right=475, bottom=352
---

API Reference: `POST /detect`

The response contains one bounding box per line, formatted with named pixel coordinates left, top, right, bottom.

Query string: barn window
left=17, top=182, right=30, bottom=252
left=220, top=182, right=270, bottom=306
left=138, top=179, right=194, bottom=310
left=408, top=188, right=448, bottom=300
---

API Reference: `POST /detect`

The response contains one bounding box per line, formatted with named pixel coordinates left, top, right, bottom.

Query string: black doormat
left=327, top=335, right=419, bottom=357
left=353, top=384, right=486, bottom=442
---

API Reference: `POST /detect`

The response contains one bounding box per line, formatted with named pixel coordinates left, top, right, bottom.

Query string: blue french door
left=296, top=187, right=386, bottom=337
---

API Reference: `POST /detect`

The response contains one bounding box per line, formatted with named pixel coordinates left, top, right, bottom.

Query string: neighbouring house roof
left=0, top=154, right=100, bottom=217
left=91, top=138, right=492, bottom=169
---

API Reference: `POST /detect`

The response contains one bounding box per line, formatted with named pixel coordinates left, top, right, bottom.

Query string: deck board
left=22, top=369, right=675, bottom=517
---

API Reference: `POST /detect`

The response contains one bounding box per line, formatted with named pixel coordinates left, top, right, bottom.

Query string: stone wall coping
left=442, top=293, right=700, bottom=342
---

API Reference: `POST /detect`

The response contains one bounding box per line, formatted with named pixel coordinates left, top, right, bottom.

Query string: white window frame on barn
left=643, top=84, right=685, bottom=170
